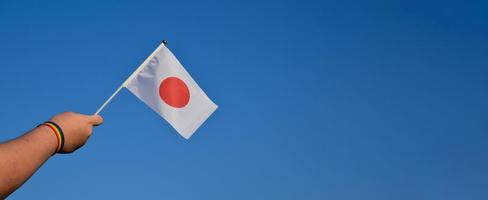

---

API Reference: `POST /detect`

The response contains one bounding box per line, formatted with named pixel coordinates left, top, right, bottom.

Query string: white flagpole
left=94, top=84, right=124, bottom=115
left=94, top=40, right=168, bottom=115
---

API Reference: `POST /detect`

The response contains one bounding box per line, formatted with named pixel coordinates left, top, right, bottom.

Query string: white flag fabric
left=123, top=44, right=217, bottom=139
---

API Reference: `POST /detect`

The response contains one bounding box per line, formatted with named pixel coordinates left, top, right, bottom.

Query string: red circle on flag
left=159, top=77, right=190, bottom=108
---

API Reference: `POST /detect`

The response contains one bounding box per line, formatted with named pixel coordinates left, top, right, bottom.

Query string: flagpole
left=94, top=40, right=168, bottom=115
left=94, top=85, right=124, bottom=115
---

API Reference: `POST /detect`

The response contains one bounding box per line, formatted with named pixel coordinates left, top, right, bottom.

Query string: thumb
left=89, top=115, right=104, bottom=126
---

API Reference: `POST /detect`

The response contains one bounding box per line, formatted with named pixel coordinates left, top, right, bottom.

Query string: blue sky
left=0, top=0, right=487, bottom=199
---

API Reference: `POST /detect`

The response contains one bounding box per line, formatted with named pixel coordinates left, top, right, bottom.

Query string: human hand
left=50, top=112, right=103, bottom=153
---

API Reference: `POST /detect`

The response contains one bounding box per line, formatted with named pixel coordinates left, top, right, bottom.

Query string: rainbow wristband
left=38, top=121, right=65, bottom=154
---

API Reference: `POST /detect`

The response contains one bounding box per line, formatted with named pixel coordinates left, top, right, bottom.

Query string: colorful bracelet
left=38, top=121, right=65, bottom=154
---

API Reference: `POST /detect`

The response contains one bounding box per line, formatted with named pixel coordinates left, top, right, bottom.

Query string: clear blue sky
left=0, top=0, right=487, bottom=199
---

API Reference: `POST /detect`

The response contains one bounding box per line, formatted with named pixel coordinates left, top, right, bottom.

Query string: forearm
left=0, top=126, right=57, bottom=198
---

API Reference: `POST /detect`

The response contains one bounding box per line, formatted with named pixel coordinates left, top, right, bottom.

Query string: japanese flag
left=123, top=43, right=217, bottom=139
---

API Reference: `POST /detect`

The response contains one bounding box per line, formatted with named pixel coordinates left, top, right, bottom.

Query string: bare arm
left=0, top=112, right=103, bottom=198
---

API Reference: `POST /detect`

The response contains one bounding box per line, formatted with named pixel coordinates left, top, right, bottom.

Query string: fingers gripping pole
left=94, top=84, right=124, bottom=115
